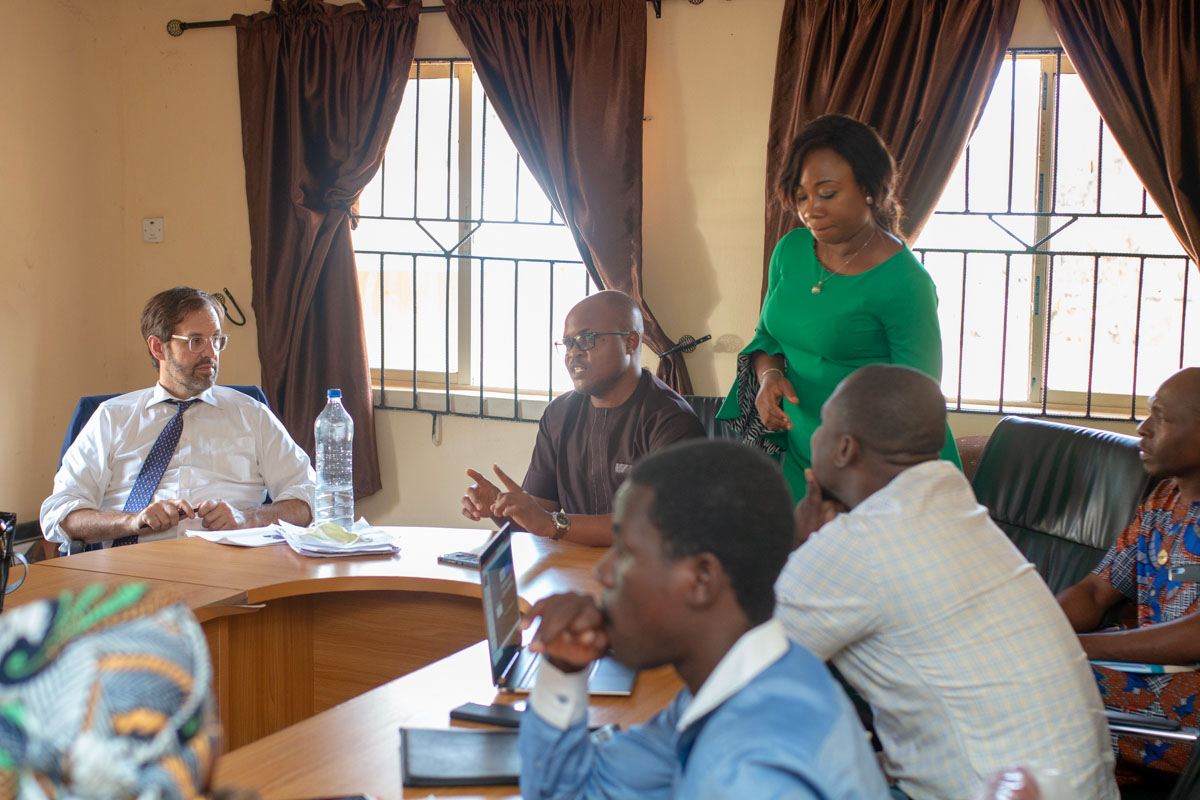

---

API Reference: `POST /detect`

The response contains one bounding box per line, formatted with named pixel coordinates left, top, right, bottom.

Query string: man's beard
left=169, top=357, right=218, bottom=395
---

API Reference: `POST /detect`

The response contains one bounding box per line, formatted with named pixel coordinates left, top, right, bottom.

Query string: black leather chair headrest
left=973, top=416, right=1150, bottom=552
left=682, top=395, right=740, bottom=441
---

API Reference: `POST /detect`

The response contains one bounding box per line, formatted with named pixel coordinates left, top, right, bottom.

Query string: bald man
left=775, top=364, right=1116, bottom=799
left=1058, top=367, right=1200, bottom=780
left=462, top=290, right=704, bottom=546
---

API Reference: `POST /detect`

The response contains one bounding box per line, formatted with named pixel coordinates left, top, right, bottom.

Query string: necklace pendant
left=811, top=285, right=821, bottom=295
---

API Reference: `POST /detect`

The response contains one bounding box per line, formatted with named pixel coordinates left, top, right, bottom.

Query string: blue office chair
left=59, top=385, right=270, bottom=466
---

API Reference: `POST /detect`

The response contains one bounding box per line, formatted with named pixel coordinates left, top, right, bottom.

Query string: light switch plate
left=143, top=217, right=164, bottom=243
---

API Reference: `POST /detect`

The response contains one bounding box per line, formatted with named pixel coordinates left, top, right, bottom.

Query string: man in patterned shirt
left=1058, top=366, right=1200, bottom=780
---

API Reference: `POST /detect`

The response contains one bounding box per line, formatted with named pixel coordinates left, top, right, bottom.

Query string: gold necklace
left=812, top=227, right=877, bottom=295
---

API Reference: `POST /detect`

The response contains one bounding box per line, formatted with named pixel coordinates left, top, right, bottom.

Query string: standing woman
left=718, top=114, right=960, bottom=502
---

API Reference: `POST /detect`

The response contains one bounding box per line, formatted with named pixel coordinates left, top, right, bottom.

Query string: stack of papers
left=185, top=526, right=287, bottom=547
left=277, top=519, right=399, bottom=557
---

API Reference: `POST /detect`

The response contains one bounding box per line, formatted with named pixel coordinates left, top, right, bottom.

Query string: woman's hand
left=755, top=369, right=799, bottom=431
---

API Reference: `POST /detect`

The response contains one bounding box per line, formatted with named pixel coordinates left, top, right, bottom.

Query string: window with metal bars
left=914, top=48, right=1196, bottom=421
left=352, top=59, right=593, bottom=421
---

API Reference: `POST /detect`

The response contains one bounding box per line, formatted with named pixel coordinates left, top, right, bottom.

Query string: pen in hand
left=139, top=507, right=189, bottom=530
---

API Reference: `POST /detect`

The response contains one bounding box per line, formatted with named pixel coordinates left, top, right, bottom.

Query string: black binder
left=399, top=728, right=520, bottom=787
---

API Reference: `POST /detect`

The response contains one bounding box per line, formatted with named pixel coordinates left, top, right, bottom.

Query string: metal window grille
left=353, top=59, right=593, bottom=422
left=914, top=48, right=1195, bottom=421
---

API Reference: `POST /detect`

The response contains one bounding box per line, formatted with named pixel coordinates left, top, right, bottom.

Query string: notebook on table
left=399, top=728, right=519, bottom=786
left=479, top=523, right=636, bottom=695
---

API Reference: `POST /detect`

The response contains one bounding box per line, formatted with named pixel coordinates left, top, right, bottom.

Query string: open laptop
left=479, top=523, right=637, bottom=695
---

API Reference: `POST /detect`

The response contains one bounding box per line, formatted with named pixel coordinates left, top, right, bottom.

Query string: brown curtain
left=763, top=0, right=1019, bottom=295
left=233, top=0, right=420, bottom=498
left=1040, top=0, right=1200, bottom=265
left=443, top=0, right=692, bottom=393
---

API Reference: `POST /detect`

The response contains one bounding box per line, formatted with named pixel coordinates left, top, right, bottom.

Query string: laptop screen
left=480, top=524, right=522, bottom=686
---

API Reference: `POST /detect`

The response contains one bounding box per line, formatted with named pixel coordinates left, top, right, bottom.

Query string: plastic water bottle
left=314, top=388, right=354, bottom=529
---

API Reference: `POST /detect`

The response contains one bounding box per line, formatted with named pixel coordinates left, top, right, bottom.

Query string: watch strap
left=551, top=510, right=570, bottom=541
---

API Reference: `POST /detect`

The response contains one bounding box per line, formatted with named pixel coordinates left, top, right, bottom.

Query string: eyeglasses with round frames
left=553, top=331, right=633, bottom=354
left=170, top=334, right=230, bottom=353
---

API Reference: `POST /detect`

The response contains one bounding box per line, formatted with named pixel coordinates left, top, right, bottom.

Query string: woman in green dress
left=718, top=114, right=960, bottom=502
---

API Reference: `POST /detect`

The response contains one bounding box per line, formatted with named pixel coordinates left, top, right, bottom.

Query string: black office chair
left=681, top=395, right=739, bottom=441
left=972, top=416, right=1152, bottom=593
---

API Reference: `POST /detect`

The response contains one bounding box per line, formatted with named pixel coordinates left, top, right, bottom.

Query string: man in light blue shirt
left=518, top=439, right=889, bottom=800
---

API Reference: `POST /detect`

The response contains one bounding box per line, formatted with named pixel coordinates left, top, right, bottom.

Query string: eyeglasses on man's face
left=554, top=331, right=633, bottom=354
left=170, top=334, right=230, bottom=353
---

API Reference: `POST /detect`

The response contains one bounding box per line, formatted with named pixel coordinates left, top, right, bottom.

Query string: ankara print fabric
left=1094, top=480, right=1200, bottom=627
left=0, top=583, right=219, bottom=800
left=1092, top=665, right=1200, bottom=776
left=1092, top=479, right=1200, bottom=776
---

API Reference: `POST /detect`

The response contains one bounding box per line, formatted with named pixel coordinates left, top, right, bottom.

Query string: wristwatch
left=550, top=509, right=571, bottom=541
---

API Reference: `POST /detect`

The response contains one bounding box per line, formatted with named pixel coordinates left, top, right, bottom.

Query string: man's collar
left=850, top=458, right=961, bottom=516
left=675, top=618, right=789, bottom=732
left=586, top=368, right=647, bottom=410
left=150, top=383, right=217, bottom=407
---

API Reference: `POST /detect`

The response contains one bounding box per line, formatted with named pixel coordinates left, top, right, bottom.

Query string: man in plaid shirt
left=777, top=364, right=1116, bottom=799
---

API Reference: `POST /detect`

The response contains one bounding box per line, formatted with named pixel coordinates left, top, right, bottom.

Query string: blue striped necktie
left=109, top=399, right=200, bottom=548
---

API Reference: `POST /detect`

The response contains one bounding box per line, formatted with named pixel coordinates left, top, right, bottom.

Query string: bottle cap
left=327, top=388, right=342, bottom=399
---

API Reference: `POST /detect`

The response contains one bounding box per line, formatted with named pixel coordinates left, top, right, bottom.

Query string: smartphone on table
left=437, top=550, right=481, bottom=569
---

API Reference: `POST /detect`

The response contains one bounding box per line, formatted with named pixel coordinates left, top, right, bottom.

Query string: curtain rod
left=167, top=5, right=445, bottom=34
left=165, top=0, right=699, bottom=33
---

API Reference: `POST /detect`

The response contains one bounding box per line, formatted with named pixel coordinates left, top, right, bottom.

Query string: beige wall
left=1, top=0, right=263, bottom=525
left=118, top=0, right=266, bottom=390
left=641, top=0, right=785, bottom=396
left=1, top=2, right=127, bottom=525
left=2, top=0, right=1119, bottom=530
left=1011, top=0, right=1060, bottom=48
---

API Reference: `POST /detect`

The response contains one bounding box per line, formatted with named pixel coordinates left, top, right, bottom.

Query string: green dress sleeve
left=881, top=262, right=943, bottom=379
left=716, top=238, right=790, bottom=455
left=881, top=260, right=962, bottom=467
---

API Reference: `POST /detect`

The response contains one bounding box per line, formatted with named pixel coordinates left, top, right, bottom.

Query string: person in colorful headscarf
left=0, top=583, right=222, bottom=799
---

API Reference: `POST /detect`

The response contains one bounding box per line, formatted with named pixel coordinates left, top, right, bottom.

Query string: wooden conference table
left=11, top=527, right=682, bottom=796
left=214, top=640, right=682, bottom=799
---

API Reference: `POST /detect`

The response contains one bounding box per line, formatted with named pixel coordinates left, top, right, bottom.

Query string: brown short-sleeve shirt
left=522, top=369, right=706, bottom=514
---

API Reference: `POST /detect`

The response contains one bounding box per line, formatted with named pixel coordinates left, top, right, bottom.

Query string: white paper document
left=185, top=525, right=288, bottom=547
left=277, top=519, right=400, bottom=557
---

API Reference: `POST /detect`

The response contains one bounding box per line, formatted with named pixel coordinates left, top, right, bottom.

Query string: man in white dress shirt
left=775, top=364, right=1117, bottom=800
left=41, top=287, right=314, bottom=551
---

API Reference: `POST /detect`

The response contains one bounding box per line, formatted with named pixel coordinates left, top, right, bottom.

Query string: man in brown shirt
left=462, top=290, right=705, bottom=545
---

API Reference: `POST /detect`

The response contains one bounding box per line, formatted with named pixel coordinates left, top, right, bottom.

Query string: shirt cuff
left=269, top=488, right=315, bottom=513
left=528, top=658, right=589, bottom=731
left=39, top=497, right=93, bottom=545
